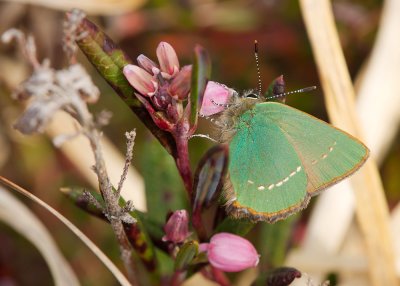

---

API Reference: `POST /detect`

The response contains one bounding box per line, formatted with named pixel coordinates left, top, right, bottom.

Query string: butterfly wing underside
left=261, top=102, right=369, bottom=195
left=226, top=102, right=369, bottom=222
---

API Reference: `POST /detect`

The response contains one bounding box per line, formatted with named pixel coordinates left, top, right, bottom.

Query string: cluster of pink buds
left=162, top=211, right=260, bottom=272
left=123, top=42, right=235, bottom=129
left=123, top=42, right=193, bottom=126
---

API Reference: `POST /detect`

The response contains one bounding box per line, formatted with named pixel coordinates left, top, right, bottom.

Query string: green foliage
left=258, top=216, right=298, bottom=268
left=189, top=46, right=211, bottom=127
left=137, top=139, right=187, bottom=224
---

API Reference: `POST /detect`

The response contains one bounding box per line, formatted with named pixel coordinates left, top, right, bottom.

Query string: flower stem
left=173, top=124, right=193, bottom=197
left=201, top=266, right=231, bottom=286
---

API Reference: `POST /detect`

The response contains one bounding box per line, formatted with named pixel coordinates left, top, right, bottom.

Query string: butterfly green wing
left=226, top=105, right=309, bottom=223
left=226, top=102, right=369, bottom=223
left=259, top=102, right=369, bottom=195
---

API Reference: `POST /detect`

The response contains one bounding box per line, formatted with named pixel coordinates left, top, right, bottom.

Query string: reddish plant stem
left=201, top=266, right=231, bottom=286
left=210, top=267, right=231, bottom=286
left=173, top=120, right=210, bottom=241
left=170, top=270, right=185, bottom=286
left=173, top=122, right=193, bottom=197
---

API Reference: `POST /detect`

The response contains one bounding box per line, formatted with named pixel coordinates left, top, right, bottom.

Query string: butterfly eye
left=245, top=93, right=258, bottom=99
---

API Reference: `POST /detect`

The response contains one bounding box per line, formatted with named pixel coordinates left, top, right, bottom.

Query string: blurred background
left=0, top=0, right=398, bottom=285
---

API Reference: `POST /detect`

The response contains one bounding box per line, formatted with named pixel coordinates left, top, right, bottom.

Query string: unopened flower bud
left=199, top=232, right=259, bottom=272
left=157, top=42, right=180, bottom=79
left=137, top=54, right=159, bottom=75
left=123, top=64, right=158, bottom=96
left=162, top=210, right=191, bottom=244
left=168, top=65, right=192, bottom=100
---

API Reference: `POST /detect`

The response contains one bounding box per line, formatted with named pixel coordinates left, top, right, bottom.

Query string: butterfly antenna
left=254, top=40, right=262, bottom=97
left=266, top=86, right=317, bottom=100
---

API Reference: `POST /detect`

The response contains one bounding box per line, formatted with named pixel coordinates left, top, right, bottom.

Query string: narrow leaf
left=214, top=217, right=254, bottom=236
left=192, top=144, right=229, bottom=212
left=68, top=11, right=176, bottom=156
left=174, top=241, right=199, bottom=271
left=259, top=216, right=298, bottom=268
left=189, top=45, right=211, bottom=127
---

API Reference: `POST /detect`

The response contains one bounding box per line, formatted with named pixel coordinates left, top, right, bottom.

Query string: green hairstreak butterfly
left=203, top=76, right=369, bottom=223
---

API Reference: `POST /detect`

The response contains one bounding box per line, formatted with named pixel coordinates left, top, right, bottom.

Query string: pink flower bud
left=199, top=232, right=259, bottom=272
left=168, top=65, right=192, bottom=100
left=137, top=54, right=159, bottom=75
left=200, top=81, right=234, bottom=116
left=156, top=42, right=180, bottom=79
left=162, top=210, right=191, bottom=244
left=123, top=64, right=158, bottom=96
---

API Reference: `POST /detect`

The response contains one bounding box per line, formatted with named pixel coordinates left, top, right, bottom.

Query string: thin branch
left=83, top=124, right=138, bottom=285
left=116, top=130, right=136, bottom=198
left=3, top=28, right=140, bottom=285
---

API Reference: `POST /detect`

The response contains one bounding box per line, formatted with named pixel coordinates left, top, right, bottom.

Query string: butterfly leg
left=198, top=112, right=228, bottom=128
left=189, top=133, right=219, bottom=143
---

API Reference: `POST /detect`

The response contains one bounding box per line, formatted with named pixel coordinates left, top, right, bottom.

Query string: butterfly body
left=215, top=90, right=369, bottom=223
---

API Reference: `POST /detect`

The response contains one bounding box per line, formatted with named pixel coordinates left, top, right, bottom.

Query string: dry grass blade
left=0, top=176, right=132, bottom=286
left=299, top=1, right=398, bottom=285
left=300, top=0, right=400, bottom=270
left=0, top=186, right=80, bottom=286
left=354, top=0, right=400, bottom=164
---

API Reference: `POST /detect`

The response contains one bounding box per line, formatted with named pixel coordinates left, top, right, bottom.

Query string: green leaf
left=189, top=45, right=211, bottom=127
left=193, top=144, right=229, bottom=212
left=71, top=14, right=176, bottom=155
left=174, top=241, right=199, bottom=271
left=258, top=215, right=298, bottom=268
left=214, top=217, right=254, bottom=236
left=137, top=139, right=187, bottom=224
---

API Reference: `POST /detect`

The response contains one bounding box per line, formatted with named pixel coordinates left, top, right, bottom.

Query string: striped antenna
left=254, top=40, right=262, bottom=97
left=266, top=86, right=317, bottom=100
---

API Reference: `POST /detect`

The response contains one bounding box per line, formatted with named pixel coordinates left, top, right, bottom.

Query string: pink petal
left=168, top=65, right=192, bottom=100
left=137, top=54, right=159, bottom=75
left=123, top=64, right=158, bottom=96
left=200, top=81, right=234, bottom=116
left=199, top=243, right=210, bottom=252
left=207, top=232, right=259, bottom=272
left=162, top=210, right=191, bottom=243
left=156, top=42, right=180, bottom=79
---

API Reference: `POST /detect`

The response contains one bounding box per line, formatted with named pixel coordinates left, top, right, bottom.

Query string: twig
left=83, top=119, right=138, bottom=285
left=3, top=28, right=139, bottom=285
left=116, top=130, right=136, bottom=198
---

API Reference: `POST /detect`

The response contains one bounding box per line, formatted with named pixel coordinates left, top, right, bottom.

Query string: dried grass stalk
left=299, top=0, right=398, bottom=285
